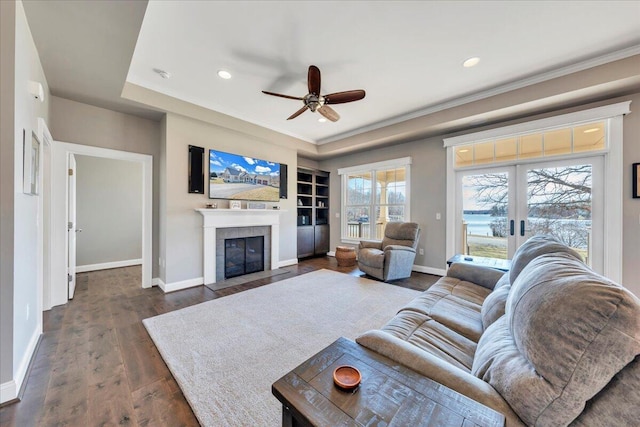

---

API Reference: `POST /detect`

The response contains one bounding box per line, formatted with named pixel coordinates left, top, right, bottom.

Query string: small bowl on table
left=333, top=365, right=361, bottom=390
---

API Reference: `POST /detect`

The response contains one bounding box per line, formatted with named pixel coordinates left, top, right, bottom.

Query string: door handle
left=510, top=220, right=514, bottom=236
left=520, top=220, right=525, bottom=236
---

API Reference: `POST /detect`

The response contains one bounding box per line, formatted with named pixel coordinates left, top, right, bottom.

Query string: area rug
left=143, top=269, right=420, bottom=427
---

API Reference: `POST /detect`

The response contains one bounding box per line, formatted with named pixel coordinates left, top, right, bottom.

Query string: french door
left=457, top=156, right=603, bottom=271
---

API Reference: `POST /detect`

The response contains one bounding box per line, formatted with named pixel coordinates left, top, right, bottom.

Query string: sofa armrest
left=447, top=262, right=505, bottom=290
left=359, top=240, right=382, bottom=250
left=356, top=330, right=525, bottom=427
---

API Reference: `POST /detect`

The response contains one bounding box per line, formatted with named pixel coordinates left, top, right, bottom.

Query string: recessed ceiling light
left=583, top=128, right=600, bottom=133
left=153, top=68, right=171, bottom=79
left=217, top=70, right=232, bottom=79
left=318, top=118, right=327, bottom=123
left=463, top=57, right=480, bottom=68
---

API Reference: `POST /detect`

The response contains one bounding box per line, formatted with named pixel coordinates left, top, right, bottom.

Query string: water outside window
left=461, top=164, right=592, bottom=262
left=462, top=172, right=509, bottom=259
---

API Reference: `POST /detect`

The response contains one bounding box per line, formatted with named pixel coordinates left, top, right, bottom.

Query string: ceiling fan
left=262, top=65, right=366, bottom=122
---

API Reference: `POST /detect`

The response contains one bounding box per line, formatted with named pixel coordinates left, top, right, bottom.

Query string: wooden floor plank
left=0, top=257, right=440, bottom=426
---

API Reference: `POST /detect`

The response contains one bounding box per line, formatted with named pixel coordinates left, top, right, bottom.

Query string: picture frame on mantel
left=230, top=200, right=241, bottom=209
left=633, top=163, right=640, bottom=199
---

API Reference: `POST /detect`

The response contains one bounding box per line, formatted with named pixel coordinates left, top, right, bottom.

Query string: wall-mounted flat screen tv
left=209, top=149, right=281, bottom=201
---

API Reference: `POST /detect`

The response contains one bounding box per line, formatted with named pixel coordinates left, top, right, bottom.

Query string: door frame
left=47, top=141, right=153, bottom=309
left=445, top=101, right=630, bottom=283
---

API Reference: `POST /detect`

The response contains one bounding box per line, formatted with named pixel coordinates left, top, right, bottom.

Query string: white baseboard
left=158, top=277, right=203, bottom=293
left=76, top=258, right=142, bottom=273
left=0, top=380, right=17, bottom=404
left=152, top=277, right=160, bottom=287
left=278, top=258, right=298, bottom=268
left=2, top=327, right=42, bottom=403
left=327, top=251, right=336, bottom=257
left=412, top=264, right=446, bottom=277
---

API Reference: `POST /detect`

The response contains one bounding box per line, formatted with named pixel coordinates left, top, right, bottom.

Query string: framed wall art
left=633, top=163, right=640, bottom=199
left=23, top=130, right=40, bottom=195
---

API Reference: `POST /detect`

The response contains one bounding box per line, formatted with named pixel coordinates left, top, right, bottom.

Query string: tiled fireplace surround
left=196, top=209, right=281, bottom=284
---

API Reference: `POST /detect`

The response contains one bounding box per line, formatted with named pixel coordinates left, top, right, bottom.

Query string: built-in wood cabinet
left=297, top=168, right=330, bottom=258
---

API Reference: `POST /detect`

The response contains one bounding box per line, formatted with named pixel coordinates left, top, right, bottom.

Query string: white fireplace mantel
left=196, top=209, right=284, bottom=284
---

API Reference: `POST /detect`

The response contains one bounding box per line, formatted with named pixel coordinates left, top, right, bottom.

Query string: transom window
left=454, top=121, right=606, bottom=168
left=339, top=157, right=411, bottom=242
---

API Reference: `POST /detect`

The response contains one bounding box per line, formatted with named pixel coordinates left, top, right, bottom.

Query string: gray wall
left=1, top=0, right=51, bottom=391
left=50, top=96, right=161, bottom=277
left=318, top=136, right=447, bottom=271
left=162, top=113, right=298, bottom=285
left=75, top=155, right=142, bottom=268
left=319, top=93, right=640, bottom=296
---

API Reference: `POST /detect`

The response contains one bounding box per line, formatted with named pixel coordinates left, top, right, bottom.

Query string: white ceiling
left=126, top=1, right=640, bottom=144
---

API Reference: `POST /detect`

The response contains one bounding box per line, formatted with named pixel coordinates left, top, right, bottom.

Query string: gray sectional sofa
left=356, top=235, right=640, bottom=426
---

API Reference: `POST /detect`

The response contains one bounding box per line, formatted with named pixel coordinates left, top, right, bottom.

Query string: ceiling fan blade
left=318, top=105, right=340, bottom=122
left=287, top=105, right=309, bottom=120
left=262, top=91, right=304, bottom=101
left=308, top=65, right=321, bottom=96
left=324, top=90, right=366, bottom=105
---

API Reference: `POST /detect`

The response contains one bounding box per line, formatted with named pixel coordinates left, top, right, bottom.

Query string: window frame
left=444, top=101, right=630, bottom=283
left=338, top=157, right=412, bottom=243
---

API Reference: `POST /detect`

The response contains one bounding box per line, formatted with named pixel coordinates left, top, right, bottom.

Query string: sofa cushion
left=509, top=234, right=582, bottom=284
left=569, top=356, right=640, bottom=427
left=472, top=253, right=640, bottom=426
left=481, top=284, right=510, bottom=330
left=381, top=222, right=420, bottom=249
left=357, top=247, right=384, bottom=268
left=381, top=310, right=476, bottom=371
left=400, top=276, right=490, bottom=342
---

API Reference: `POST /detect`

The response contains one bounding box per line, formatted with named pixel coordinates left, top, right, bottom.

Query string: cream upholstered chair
left=357, top=222, right=420, bottom=281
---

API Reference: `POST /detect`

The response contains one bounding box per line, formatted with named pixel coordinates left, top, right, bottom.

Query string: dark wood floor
left=0, top=257, right=440, bottom=426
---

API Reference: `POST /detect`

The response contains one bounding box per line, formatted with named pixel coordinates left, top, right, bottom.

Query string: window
left=338, top=157, right=411, bottom=242
left=445, top=101, right=630, bottom=283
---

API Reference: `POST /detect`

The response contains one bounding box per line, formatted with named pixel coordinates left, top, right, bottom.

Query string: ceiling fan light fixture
left=318, top=118, right=327, bottom=123
left=463, top=57, right=480, bottom=68
left=217, top=70, right=232, bottom=79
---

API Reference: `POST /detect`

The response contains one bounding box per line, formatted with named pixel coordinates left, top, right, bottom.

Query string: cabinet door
left=297, top=226, right=315, bottom=258
left=314, top=224, right=330, bottom=255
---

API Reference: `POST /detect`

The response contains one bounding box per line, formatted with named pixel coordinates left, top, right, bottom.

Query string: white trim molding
left=157, top=277, right=204, bottom=293
left=0, top=381, right=17, bottom=404
left=75, top=259, right=143, bottom=273
left=2, top=327, right=42, bottom=403
left=278, top=258, right=298, bottom=268
left=337, top=156, right=412, bottom=175
left=443, top=101, right=632, bottom=147
left=196, top=208, right=284, bottom=284
left=412, top=264, right=446, bottom=277
left=49, top=141, right=153, bottom=308
left=444, top=101, right=630, bottom=280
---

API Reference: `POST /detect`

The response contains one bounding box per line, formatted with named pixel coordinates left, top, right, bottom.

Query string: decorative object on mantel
left=633, top=163, right=639, bottom=199
left=272, top=206, right=280, bottom=210
left=248, top=202, right=266, bottom=210
left=205, top=203, right=217, bottom=209
left=230, top=200, right=242, bottom=209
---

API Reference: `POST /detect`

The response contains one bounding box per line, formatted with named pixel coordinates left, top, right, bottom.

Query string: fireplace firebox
left=224, top=236, right=265, bottom=279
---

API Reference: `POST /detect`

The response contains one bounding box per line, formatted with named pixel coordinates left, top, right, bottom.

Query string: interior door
left=67, top=154, right=77, bottom=299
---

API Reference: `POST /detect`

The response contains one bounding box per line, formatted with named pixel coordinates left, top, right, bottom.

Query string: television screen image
left=209, top=149, right=280, bottom=201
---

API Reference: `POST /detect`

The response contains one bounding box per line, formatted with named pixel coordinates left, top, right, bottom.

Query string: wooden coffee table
left=272, top=337, right=505, bottom=427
